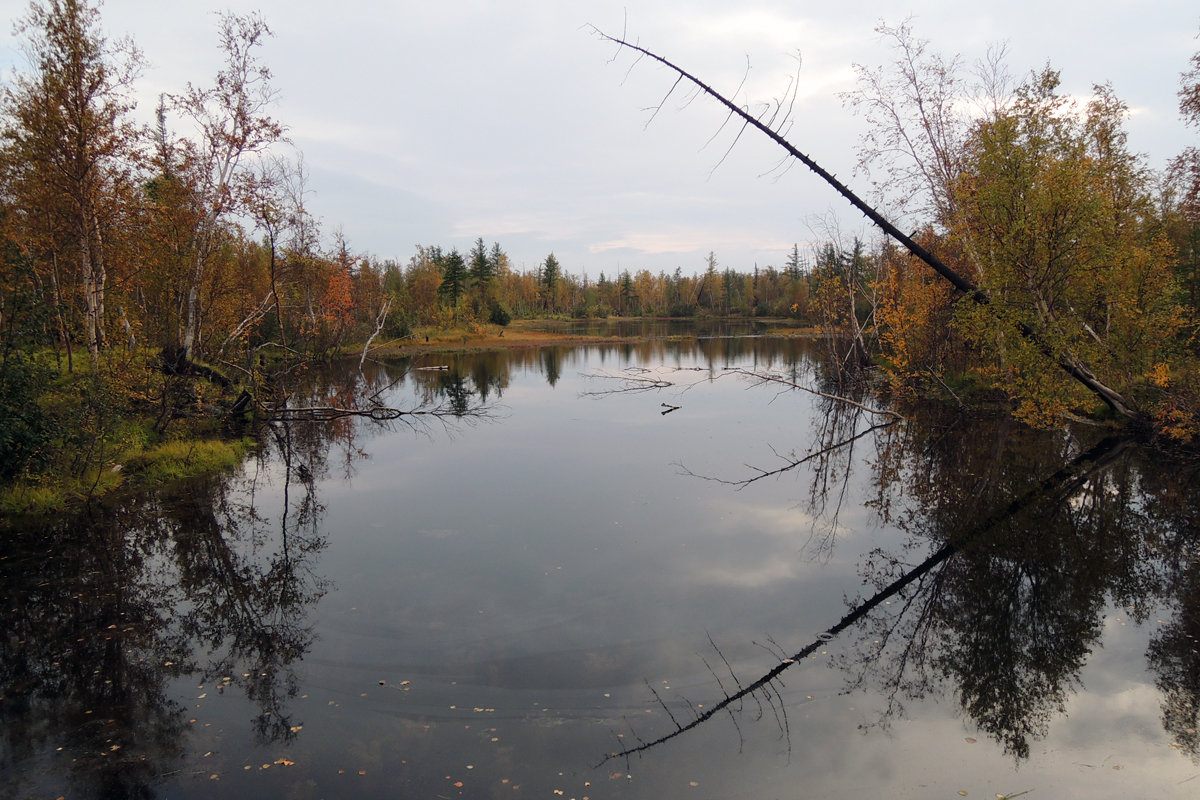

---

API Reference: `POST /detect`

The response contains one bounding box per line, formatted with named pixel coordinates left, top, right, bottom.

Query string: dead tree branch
left=678, top=420, right=896, bottom=490
left=581, top=367, right=680, bottom=396
left=359, top=296, right=394, bottom=371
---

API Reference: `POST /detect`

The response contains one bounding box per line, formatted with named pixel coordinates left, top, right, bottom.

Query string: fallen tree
left=590, top=29, right=1145, bottom=428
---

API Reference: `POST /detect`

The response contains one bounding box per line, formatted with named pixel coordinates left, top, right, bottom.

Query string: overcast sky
left=3, top=1, right=1198, bottom=276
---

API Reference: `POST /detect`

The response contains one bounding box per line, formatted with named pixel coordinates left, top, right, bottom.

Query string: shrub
left=488, top=301, right=512, bottom=326
left=0, top=355, right=51, bottom=481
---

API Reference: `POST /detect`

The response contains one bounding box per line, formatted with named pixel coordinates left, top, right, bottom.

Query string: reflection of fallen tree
left=600, top=434, right=1130, bottom=765
left=265, top=404, right=491, bottom=422
left=680, top=418, right=895, bottom=490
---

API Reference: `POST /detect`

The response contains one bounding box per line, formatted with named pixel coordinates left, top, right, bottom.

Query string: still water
left=4, top=335, right=1200, bottom=798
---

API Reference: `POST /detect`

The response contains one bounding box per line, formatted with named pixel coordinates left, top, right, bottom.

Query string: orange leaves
left=321, top=260, right=356, bottom=330
left=874, top=243, right=960, bottom=394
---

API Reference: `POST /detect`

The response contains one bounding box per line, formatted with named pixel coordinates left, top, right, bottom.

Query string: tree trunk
left=79, top=219, right=100, bottom=370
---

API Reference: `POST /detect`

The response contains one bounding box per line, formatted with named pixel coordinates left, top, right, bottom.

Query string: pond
left=3, top=333, right=1200, bottom=798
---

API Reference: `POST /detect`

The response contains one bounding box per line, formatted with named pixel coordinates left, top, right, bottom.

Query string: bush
left=488, top=301, right=512, bottom=326
left=0, top=355, right=51, bottom=481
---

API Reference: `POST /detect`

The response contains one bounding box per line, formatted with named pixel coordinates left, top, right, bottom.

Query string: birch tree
left=171, top=11, right=284, bottom=362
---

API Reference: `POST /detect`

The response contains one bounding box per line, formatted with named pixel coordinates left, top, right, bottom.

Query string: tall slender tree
left=541, top=252, right=561, bottom=311
left=171, top=11, right=285, bottom=361
left=468, top=237, right=493, bottom=285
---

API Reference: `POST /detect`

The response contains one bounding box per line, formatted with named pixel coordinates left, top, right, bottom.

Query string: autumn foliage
left=841, top=25, right=1200, bottom=440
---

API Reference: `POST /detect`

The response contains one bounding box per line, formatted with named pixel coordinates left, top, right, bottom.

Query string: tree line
left=0, top=1, right=827, bottom=377
left=0, top=0, right=832, bottom=505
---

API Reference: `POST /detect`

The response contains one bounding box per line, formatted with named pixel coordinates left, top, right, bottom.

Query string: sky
left=2, top=0, right=1198, bottom=277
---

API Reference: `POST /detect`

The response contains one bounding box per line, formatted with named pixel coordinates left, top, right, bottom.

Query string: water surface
left=3, top=334, right=1199, bottom=798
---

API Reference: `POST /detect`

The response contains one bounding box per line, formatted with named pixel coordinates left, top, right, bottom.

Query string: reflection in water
left=603, top=433, right=1133, bottom=763
left=0, top=363, right=443, bottom=798
left=0, top=469, right=326, bottom=798
left=609, top=387, right=1200, bottom=766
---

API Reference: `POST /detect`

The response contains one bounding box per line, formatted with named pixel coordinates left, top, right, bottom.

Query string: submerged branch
left=678, top=419, right=897, bottom=490
left=725, top=367, right=902, bottom=420
left=580, top=367, right=682, bottom=396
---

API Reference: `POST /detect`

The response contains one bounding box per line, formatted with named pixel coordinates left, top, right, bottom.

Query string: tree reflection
left=0, top=387, right=387, bottom=797
left=1144, top=457, right=1200, bottom=759
left=842, top=415, right=1144, bottom=758
left=0, top=504, right=188, bottom=799
left=0, top=354, right=506, bottom=796
left=610, top=391, right=1200, bottom=767
left=0, top=461, right=329, bottom=797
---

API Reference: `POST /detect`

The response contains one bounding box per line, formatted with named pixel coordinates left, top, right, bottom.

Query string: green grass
left=0, top=483, right=70, bottom=516
left=124, top=437, right=253, bottom=485
left=0, top=436, right=253, bottom=518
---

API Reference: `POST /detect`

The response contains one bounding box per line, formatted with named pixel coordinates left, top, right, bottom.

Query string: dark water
left=4, top=334, right=1200, bottom=799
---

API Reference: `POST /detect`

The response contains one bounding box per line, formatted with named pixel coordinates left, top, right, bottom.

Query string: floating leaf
left=965, top=737, right=977, bottom=744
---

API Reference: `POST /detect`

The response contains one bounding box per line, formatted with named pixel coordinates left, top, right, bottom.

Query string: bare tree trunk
left=79, top=217, right=100, bottom=370
left=182, top=258, right=202, bottom=358
left=360, top=297, right=393, bottom=371
left=91, top=213, right=107, bottom=350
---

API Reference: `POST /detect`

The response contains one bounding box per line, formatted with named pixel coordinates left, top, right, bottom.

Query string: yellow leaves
left=1149, top=361, right=1172, bottom=389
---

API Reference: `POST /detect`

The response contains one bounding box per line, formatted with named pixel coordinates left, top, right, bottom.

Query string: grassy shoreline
left=354, top=318, right=822, bottom=358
